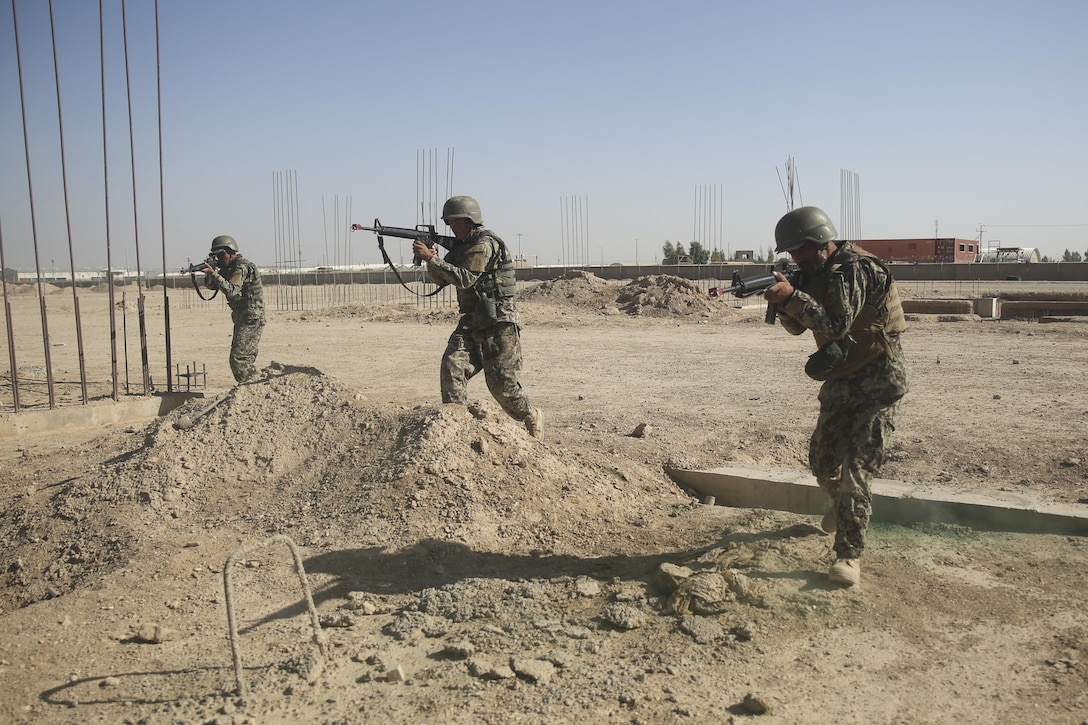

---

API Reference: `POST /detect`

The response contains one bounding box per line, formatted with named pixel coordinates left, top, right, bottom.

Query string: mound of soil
left=616, top=275, right=722, bottom=318
left=0, top=364, right=686, bottom=612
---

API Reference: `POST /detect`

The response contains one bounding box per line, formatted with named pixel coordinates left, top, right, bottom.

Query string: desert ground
left=0, top=272, right=1086, bottom=724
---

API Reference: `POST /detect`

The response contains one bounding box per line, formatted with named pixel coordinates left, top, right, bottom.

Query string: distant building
left=851, top=238, right=978, bottom=264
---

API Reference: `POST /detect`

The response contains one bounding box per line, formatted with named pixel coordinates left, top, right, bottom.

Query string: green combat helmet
left=210, top=235, right=238, bottom=254
left=774, top=206, right=837, bottom=253
left=441, top=196, right=484, bottom=225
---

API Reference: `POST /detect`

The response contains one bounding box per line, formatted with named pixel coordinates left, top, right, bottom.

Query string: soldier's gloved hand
left=764, top=270, right=794, bottom=304
left=413, top=240, right=437, bottom=262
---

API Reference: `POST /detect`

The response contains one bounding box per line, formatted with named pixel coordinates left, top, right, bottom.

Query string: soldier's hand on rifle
left=412, top=240, right=438, bottom=263
left=764, top=270, right=795, bottom=304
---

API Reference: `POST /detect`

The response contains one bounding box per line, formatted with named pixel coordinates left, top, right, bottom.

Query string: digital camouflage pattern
left=777, top=246, right=909, bottom=560
left=809, top=340, right=907, bottom=558
left=426, top=228, right=518, bottom=330
left=427, top=228, right=533, bottom=422
left=440, top=321, right=531, bottom=421
left=207, top=255, right=265, bottom=382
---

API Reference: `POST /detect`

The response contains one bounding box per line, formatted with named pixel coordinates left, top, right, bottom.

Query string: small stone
left=441, top=640, right=475, bottom=659
left=574, top=576, right=601, bottom=598
left=602, top=602, right=647, bottom=630
left=741, top=692, right=774, bottom=714
left=511, top=657, right=555, bottom=685
left=135, top=624, right=179, bottom=644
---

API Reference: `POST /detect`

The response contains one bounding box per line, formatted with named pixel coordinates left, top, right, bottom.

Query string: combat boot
left=828, top=558, right=860, bottom=586
left=524, top=407, right=543, bottom=440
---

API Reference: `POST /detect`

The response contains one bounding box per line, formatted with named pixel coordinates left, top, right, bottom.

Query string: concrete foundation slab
left=666, top=463, right=1088, bottom=536
left=0, top=392, right=204, bottom=438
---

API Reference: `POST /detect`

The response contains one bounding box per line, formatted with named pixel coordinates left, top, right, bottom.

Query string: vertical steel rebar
left=100, top=0, right=120, bottom=401
left=0, top=211, right=19, bottom=410
left=154, top=0, right=172, bottom=392
left=11, top=0, right=57, bottom=409
left=48, top=0, right=90, bottom=405
left=120, top=0, right=151, bottom=394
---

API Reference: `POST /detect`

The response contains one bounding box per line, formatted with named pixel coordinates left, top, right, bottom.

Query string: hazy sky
left=2, top=0, right=1086, bottom=273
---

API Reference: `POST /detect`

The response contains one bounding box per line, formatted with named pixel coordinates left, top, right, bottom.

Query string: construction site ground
left=1, top=273, right=1086, bottom=724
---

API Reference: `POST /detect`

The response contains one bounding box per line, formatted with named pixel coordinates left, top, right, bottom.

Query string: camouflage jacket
left=778, top=243, right=906, bottom=378
left=426, top=227, right=518, bottom=330
left=207, top=255, right=264, bottom=325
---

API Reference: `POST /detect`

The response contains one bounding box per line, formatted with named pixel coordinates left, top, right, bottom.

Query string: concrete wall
left=15, top=261, right=1088, bottom=289
left=523, top=262, right=1088, bottom=284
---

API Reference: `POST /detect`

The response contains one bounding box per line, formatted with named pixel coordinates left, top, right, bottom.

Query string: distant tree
left=688, top=241, right=711, bottom=264
left=710, top=248, right=725, bottom=263
left=662, top=241, right=690, bottom=264
left=1040, top=255, right=1053, bottom=263
left=662, top=241, right=677, bottom=264
left=1061, top=249, right=1083, bottom=262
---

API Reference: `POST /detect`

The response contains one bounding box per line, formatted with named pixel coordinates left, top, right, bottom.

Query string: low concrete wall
left=902, top=299, right=974, bottom=315
left=0, top=392, right=200, bottom=437
left=667, top=464, right=1088, bottom=536
left=999, top=300, right=1088, bottom=318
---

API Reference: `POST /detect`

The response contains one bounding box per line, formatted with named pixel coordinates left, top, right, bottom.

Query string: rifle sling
left=189, top=272, right=219, bottom=301
left=377, top=235, right=445, bottom=298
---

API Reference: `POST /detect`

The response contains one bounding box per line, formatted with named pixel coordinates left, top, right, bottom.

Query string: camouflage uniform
left=425, top=227, right=533, bottom=422
left=777, top=243, right=909, bottom=560
left=206, top=255, right=265, bottom=382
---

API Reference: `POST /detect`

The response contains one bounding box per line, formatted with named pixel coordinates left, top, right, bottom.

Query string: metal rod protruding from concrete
left=223, top=534, right=328, bottom=699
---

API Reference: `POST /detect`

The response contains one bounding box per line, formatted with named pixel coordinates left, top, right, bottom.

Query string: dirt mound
left=518, top=270, right=623, bottom=313
left=520, top=271, right=741, bottom=321
left=616, top=274, right=723, bottom=318
left=0, top=364, right=686, bottom=611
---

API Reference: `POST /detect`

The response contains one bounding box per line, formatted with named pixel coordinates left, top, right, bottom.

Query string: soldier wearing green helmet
left=413, top=196, right=542, bottom=439
left=763, top=206, right=908, bottom=587
left=198, top=235, right=265, bottom=382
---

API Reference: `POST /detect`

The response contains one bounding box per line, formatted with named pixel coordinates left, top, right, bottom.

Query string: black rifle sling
left=189, top=272, right=219, bottom=301
left=377, top=234, right=446, bottom=298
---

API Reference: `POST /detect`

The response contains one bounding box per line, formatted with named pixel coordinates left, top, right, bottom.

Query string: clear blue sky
left=2, top=0, right=1086, bottom=273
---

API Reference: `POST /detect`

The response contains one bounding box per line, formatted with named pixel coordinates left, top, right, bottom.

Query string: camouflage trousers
left=810, top=341, right=908, bottom=559
left=229, top=319, right=264, bottom=383
left=440, top=320, right=532, bottom=422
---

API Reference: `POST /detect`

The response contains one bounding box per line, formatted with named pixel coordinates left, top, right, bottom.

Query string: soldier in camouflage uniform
left=412, top=196, right=543, bottom=439
left=764, top=206, right=908, bottom=586
left=198, top=236, right=265, bottom=383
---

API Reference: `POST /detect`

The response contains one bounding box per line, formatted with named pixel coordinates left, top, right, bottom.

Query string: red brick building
left=852, top=238, right=978, bottom=264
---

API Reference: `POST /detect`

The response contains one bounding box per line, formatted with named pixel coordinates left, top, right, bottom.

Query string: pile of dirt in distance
left=0, top=363, right=688, bottom=611
left=518, top=270, right=623, bottom=313
left=616, top=275, right=723, bottom=318
left=522, top=271, right=743, bottom=320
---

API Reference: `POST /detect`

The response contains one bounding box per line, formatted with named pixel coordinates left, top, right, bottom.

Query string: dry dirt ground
left=1, top=272, right=1087, bottom=725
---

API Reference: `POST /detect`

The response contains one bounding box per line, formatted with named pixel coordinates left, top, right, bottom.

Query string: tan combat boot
left=828, top=558, right=860, bottom=586
left=524, top=407, right=543, bottom=440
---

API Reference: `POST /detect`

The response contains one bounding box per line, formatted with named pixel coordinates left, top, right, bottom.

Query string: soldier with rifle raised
left=412, top=196, right=542, bottom=439
left=763, top=206, right=908, bottom=587
left=188, top=236, right=265, bottom=383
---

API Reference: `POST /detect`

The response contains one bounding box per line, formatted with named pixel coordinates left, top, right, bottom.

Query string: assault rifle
left=180, top=255, right=221, bottom=301
left=708, top=260, right=800, bottom=324
left=181, top=255, right=219, bottom=274
left=350, top=219, right=456, bottom=266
